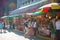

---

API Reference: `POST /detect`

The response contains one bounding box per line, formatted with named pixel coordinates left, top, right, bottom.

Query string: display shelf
left=36, top=35, right=51, bottom=40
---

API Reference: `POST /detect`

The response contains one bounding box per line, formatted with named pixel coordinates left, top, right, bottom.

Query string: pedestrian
left=56, top=17, right=60, bottom=40
left=24, top=19, right=29, bottom=33
left=0, top=21, right=3, bottom=33
left=3, top=21, right=6, bottom=33
left=25, top=20, right=34, bottom=37
left=32, top=19, right=38, bottom=36
left=48, top=17, right=55, bottom=40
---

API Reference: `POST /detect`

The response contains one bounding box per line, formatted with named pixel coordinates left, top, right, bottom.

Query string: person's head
left=49, top=16, right=55, bottom=20
left=32, top=18, right=36, bottom=22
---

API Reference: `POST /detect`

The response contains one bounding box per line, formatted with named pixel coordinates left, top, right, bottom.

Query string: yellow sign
left=51, top=4, right=60, bottom=9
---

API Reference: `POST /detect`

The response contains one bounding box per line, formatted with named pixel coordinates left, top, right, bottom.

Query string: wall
left=0, top=0, right=5, bottom=17
left=3, top=0, right=17, bottom=16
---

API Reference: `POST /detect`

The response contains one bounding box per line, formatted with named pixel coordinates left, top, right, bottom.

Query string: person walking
left=25, top=20, right=34, bottom=37
left=0, top=21, right=3, bottom=33
left=3, top=21, right=6, bottom=33
left=32, top=19, right=38, bottom=36
left=48, top=17, right=55, bottom=40
left=24, top=19, right=29, bottom=33
left=56, top=17, right=60, bottom=40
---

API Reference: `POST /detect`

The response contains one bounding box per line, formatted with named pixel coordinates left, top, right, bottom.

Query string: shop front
left=34, top=14, right=51, bottom=40
left=32, top=3, right=60, bottom=40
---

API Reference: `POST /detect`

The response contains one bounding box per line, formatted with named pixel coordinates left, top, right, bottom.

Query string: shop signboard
left=10, top=0, right=49, bottom=15
left=51, top=3, right=60, bottom=9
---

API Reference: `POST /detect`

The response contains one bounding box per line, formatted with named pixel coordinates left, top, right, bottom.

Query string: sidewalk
left=13, top=29, right=45, bottom=40
left=3, top=28, right=49, bottom=40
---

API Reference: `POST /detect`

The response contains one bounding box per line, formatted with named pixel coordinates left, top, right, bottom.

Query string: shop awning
left=38, top=3, right=60, bottom=13
left=9, top=0, right=49, bottom=15
left=38, top=7, right=50, bottom=13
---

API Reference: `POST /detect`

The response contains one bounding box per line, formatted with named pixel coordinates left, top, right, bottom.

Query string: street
left=0, top=29, right=45, bottom=40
